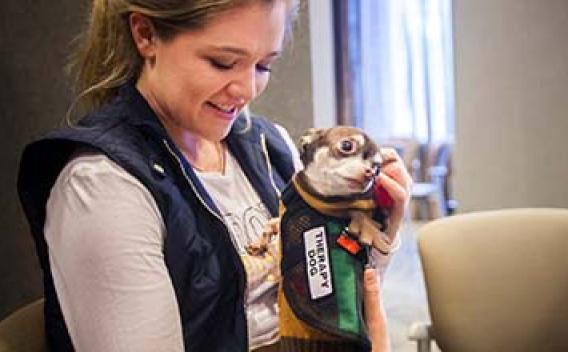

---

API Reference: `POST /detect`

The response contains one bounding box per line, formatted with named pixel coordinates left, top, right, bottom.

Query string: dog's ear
left=298, top=128, right=325, bottom=166
left=298, top=128, right=324, bottom=152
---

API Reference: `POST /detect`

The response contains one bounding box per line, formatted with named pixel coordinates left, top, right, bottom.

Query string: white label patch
left=304, top=226, right=333, bottom=300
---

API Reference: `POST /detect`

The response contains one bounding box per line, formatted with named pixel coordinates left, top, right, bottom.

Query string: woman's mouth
left=207, top=102, right=238, bottom=120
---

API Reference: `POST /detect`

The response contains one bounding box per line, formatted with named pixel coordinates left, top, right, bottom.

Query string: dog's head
left=297, top=126, right=383, bottom=198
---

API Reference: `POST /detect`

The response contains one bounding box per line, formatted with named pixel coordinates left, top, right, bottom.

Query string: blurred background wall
left=0, top=1, right=312, bottom=319
left=251, top=1, right=313, bottom=140
left=453, top=0, right=568, bottom=212
left=1, top=0, right=89, bottom=320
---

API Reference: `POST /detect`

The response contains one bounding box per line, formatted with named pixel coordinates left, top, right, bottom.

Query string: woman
left=17, top=0, right=411, bottom=351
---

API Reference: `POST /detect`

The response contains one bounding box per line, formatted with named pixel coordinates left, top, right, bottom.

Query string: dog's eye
left=338, top=138, right=357, bottom=155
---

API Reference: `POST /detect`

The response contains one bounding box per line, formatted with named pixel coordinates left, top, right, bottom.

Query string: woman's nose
left=228, top=69, right=257, bottom=102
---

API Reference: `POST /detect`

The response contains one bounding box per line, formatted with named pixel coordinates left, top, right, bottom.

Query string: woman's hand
left=377, top=148, right=413, bottom=243
left=362, top=148, right=410, bottom=351
left=363, top=268, right=391, bottom=352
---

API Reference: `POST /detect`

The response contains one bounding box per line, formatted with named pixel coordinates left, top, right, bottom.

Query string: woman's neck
left=135, top=78, right=226, bottom=174
left=162, top=126, right=226, bottom=174
left=179, top=137, right=226, bottom=174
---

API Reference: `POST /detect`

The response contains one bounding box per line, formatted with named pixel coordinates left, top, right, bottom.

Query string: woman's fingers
left=379, top=147, right=413, bottom=195
left=377, top=147, right=413, bottom=239
left=364, top=268, right=380, bottom=303
left=363, top=268, right=390, bottom=352
left=377, top=173, right=409, bottom=207
left=363, top=269, right=381, bottom=332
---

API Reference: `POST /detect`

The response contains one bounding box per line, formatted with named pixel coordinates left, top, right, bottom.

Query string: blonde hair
left=67, top=0, right=299, bottom=116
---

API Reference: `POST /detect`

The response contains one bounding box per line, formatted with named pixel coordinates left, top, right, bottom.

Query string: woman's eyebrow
left=206, top=45, right=282, bottom=58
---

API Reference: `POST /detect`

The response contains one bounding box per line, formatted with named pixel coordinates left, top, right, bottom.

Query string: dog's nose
left=371, top=162, right=381, bottom=176
left=364, top=167, right=376, bottom=180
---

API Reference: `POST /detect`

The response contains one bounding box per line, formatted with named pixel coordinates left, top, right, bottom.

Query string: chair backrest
left=0, top=299, right=47, bottom=352
left=418, top=208, right=568, bottom=352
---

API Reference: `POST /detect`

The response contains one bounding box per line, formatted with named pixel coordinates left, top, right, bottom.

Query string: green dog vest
left=279, top=179, right=374, bottom=351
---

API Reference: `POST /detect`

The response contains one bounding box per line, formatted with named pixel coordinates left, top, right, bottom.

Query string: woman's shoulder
left=56, top=152, right=158, bottom=205
left=58, top=152, right=138, bottom=185
left=51, top=152, right=163, bottom=231
left=247, top=114, right=303, bottom=173
left=245, top=114, right=289, bottom=141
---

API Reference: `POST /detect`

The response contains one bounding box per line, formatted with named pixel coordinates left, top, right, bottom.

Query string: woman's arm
left=45, top=154, right=184, bottom=351
left=376, top=147, right=412, bottom=242
left=365, top=147, right=412, bottom=351
left=370, top=147, right=413, bottom=274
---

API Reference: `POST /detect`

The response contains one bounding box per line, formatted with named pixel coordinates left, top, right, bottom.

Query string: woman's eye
left=338, top=139, right=357, bottom=154
left=209, top=59, right=235, bottom=70
left=256, top=64, right=272, bottom=73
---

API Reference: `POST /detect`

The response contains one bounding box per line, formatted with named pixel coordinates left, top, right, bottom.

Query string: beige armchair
left=0, top=299, right=47, bottom=352
left=409, top=208, right=568, bottom=352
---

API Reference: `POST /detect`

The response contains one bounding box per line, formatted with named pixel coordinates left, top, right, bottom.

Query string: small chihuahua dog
left=247, top=126, right=393, bottom=352
left=293, top=126, right=392, bottom=253
left=247, top=126, right=391, bottom=256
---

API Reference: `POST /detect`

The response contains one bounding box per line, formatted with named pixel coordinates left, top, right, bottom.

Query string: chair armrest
left=408, top=321, right=434, bottom=352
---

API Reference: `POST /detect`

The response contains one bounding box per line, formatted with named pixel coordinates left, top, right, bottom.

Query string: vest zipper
left=162, top=139, right=249, bottom=350
left=162, top=139, right=226, bottom=223
left=260, top=133, right=282, bottom=198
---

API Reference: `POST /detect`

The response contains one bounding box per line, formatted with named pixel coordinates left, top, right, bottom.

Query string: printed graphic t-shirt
left=196, top=150, right=281, bottom=350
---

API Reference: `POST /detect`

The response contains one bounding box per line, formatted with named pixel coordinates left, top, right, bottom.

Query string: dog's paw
left=245, top=218, right=281, bottom=257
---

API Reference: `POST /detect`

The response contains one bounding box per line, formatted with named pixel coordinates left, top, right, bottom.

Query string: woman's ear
left=129, top=12, right=157, bottom=60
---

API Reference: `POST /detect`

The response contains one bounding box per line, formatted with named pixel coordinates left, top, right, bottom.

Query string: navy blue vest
left=17, top=83, right=295, bottom=351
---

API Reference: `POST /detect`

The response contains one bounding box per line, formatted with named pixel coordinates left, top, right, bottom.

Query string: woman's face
left=136, top=1, right=287, bottom=142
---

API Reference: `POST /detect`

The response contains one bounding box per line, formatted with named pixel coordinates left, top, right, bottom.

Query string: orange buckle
left=337, top=232, right=361, bottom=255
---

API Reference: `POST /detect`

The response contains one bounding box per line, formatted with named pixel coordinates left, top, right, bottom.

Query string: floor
left=382, top=221, right=441, bottom=352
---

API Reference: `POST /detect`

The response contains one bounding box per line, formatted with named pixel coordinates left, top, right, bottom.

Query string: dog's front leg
left=348, top=211, right=394, bottom=255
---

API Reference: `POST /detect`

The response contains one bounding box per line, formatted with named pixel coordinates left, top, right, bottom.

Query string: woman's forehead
left=186, top=1, right=287, bottom=57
